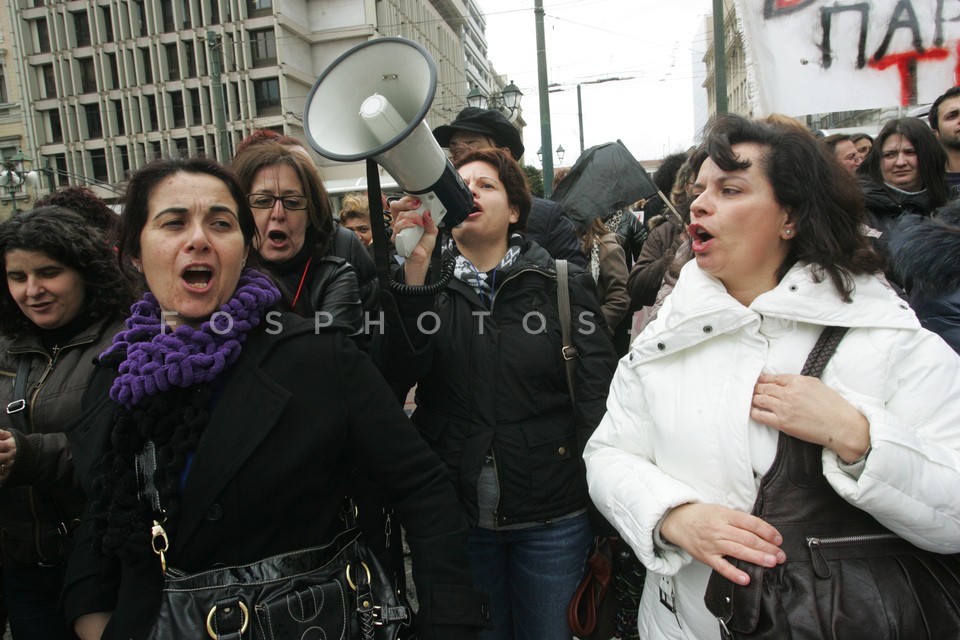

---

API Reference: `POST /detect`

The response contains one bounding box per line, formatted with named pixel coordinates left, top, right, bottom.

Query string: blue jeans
left=467, top=514, right=593, bottom=640
left=2, top=561, right=78, bottom=640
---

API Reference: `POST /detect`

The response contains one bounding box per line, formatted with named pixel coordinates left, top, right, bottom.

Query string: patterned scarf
left=452, top=233, right=524, bottom=308
left=103, top=268, right=281, bottom=408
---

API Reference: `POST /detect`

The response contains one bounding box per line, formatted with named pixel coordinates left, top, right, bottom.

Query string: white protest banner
left=734, top=0, right=960, bottom=115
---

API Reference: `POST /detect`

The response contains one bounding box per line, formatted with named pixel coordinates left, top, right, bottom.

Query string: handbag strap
left=6, top=355, right=31, bottom=432
left=799, top=326, right=848, bottom=378
left=556, top=259, right=578, bottom=407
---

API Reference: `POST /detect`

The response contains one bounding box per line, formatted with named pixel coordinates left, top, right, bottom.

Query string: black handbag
left=146, top=526, right=412, bottom=640
left=703, top=326, right=960, bottom=639
left=135, top=436, right=411, bottom=640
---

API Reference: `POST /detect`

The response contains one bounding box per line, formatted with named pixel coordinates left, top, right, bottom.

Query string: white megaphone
left=303, top=37, right=474, bottom=257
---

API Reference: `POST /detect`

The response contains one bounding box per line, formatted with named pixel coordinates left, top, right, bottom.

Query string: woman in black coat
left=379, top=148, right=618, bottom=640
left=858, top=117, right=949, bottom=287
left=62, top=156, right=488, bottom=640
left=231, top=135, right=378, bottom=333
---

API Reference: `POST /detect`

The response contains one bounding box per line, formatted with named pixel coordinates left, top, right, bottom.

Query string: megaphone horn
left=303, top=37, right=474, bottom=257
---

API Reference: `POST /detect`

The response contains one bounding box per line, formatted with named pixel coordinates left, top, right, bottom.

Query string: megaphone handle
left=395, top=195, right=449, bottom=257
left=395, top=224, right=426, bottom=258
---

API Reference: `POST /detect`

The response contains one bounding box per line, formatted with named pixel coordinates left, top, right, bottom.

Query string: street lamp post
left=0, top=150, right=40, bottom=215
left=537, top=145, right=565, bottom=166
left=562, top=77, right=636, bottom=153
left=466, top=80, right=524, bottom=121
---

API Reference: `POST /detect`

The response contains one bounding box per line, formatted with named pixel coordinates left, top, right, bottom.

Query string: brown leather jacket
left=0, top=315, right=124, bottom=565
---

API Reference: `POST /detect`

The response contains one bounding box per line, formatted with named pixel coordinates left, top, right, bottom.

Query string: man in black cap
left=432, top=107, right=585, bottom=267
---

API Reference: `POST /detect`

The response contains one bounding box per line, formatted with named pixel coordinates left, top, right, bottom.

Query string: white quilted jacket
left=584, top=261, right=960, bottom=640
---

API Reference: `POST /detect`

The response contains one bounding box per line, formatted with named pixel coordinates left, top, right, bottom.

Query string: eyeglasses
left=449, top=136, right=495, bottom=153
left=247, top=193, right=308, bottom=210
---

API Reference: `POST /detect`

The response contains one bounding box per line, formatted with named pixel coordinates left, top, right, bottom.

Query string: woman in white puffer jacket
left=584, top=114, right=960, bottom=640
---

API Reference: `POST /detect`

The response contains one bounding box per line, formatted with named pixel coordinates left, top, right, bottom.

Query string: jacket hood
left=634, top=261, right=917, bottom=364
left=891, top=211, right=960, bottom=296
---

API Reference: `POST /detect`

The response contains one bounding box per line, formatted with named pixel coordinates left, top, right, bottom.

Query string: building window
left=107, top=53, right=120, bottom=88
left=90, top=148, right=109, bottom=182
left=47, top=110, right=63, bottom=143
left=141, top=48, right=153, bottom=83
left=161, top=0, right=176, bottom=32
left=166, top=44, right=180, bottom=80
left=189, top=88, right=201, bottom=124
left=145, top=94, right=158, bottom=130
left=249, top=29, right=276, bottom=68
left=41, top=64, right=56, bottom=98
left=182, top=0, right=192, bottom=28
left=174, top=137, right=188, bottom=157
left=114, top=99, right=125, bottom=135
left=36, top=18, right=50, bottom=53
left=102, top=6, right=114, bottom=42
left=193, top=135, right=206, bottom=156
left=171, top=91, right=185, bottom=127
left=0, top=66, right=7, bottom=104
left=79, top=58, right=97, bottom=94
left=134, top=1, right=148, bottom=37
left=151, top=141, right=162, bottom=159
left=53, top=154, right=68, bottom=188
left=230, top=84, right=239, bottom=119
left=120, top=146, right=131, bottom=177
left=184, top=40, right=196, bottom=76
left=85, top=103, right=103, bottom=138
left=209, top=0, right=220, bottom=25
left=247, top=0, right=272, bottom=18
left=253, top=78, right=280, bottom=116
left=73, top=11, right=91, bottom=47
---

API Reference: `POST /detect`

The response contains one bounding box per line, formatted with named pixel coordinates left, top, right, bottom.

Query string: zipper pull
left=806, top=537, right=831, bottom=578
left=384, top=510, right=392, bottom=550
left=151, top=519, right=169, bottom=574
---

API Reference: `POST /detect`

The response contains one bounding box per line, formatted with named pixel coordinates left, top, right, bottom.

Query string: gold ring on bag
left=205, top=601, right=249, bottom=639
left=345, top=561, right=371, bottom=591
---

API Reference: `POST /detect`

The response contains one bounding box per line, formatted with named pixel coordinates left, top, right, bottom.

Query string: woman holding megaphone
left=377, top=148, right=618, bottom=640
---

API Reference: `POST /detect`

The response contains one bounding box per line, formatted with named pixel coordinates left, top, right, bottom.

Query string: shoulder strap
left=556, top=260, right=578, bottom=406
left=800, top=326, right=848, bottom=378
left=6, top=356, right=31, bottom=432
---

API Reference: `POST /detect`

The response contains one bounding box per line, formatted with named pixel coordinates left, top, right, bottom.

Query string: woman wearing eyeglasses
left=231, top=140, right=365, bottom=334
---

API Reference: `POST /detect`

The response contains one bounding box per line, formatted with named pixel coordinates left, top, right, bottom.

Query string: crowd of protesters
left=1, top=87, right=959, bottom=640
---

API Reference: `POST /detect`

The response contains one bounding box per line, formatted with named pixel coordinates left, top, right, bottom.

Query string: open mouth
left=267, top=230, right=289, bottom=246
left=688, top=224, right=714, bottom=251
left=689, top=224, right=713, bottom=242
left=181, top=265, right=213, bottom=289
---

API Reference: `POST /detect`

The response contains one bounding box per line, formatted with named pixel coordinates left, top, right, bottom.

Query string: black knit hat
left=433, top=107, right=525, bottom=161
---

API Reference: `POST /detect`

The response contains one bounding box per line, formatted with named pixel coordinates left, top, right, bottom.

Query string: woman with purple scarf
left=60, top=157, right=489, bottom=640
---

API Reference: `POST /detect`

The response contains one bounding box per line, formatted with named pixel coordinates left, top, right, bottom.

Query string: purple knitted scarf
left=103, top=268, right=281, bottom=408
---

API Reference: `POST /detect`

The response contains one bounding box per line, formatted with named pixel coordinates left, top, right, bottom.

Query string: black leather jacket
left=376, top=241, right=617, bottom=527
left=266, top=226, right=378, bottom=336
